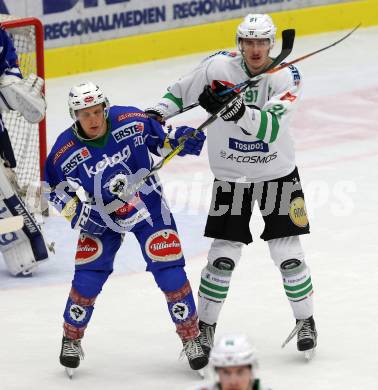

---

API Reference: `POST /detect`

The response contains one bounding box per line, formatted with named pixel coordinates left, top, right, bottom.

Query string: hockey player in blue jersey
left=0, top=26, right=48, bottom=276
left=44, top=82, right=207, bottom=377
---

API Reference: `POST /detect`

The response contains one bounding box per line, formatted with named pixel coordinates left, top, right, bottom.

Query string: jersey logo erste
left=61, top=147, right=92, bottom=175
left=112, top=121, right=144, bottom=143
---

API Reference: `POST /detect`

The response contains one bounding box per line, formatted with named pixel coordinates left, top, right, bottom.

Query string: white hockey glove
left=0, top=73, right=46, bottom=123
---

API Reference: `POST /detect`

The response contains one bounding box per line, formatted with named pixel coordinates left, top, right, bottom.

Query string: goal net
left=0, top=15, right=46, bottom=211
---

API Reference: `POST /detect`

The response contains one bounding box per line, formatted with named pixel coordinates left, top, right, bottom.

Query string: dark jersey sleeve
left=0, top=27, right=21, bottom=77
left=143, top=117, right=167, bottom=156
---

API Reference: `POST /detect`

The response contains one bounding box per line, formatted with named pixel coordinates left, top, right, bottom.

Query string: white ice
left=1, top=26, right=378, bottom=390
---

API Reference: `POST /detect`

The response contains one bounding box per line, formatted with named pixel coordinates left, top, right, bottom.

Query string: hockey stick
left=0, top=215, right=24, bottom=234
left=164, top=28, right=296, bottom=120
left=165, top=24, right=359, bottom=120
left=105, top=24, right=359, bottom=213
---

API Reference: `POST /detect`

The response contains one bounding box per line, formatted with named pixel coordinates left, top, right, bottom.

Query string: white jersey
left=152, top=50, right=303, bottom=183
left=190, top=378, right=271, bottom=390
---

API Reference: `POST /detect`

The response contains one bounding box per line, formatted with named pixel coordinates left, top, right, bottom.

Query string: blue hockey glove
left=62, top=196, right=107, bottom=236
left=168, top=126, right=206, bottom=156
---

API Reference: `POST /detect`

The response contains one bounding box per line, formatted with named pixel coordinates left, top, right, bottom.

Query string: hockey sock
left=63, top=287, right=97, bottom=340
left=164, top=280, right=199, bottom=341
left=280, top=259, right=314, bottom=319
left=198, top=263, right=232, bottom=325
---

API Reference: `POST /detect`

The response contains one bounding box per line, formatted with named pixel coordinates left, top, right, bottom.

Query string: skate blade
left=65, top=367, right=75, bottom=379
left=304, top=348, right=316, bottom=361
left=196, top=368, right=205, bottom=379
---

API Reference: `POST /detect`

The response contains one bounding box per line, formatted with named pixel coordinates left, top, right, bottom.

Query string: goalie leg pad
left=0, top=74, right=46, bottom=123
left=0, top=163, right=49, bottom=275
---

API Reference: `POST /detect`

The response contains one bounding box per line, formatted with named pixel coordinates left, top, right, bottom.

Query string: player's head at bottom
left=210, top=334, right=259, bottom=390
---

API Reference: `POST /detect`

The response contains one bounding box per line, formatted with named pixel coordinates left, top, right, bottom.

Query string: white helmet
left=236, top=14, right=276, bottom=50
left=210, top=334, right=258, bottom=368
left=68, top=82, right=110, bottom=120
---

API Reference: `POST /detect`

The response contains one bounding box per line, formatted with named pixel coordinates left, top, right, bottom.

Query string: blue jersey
left=44, top=105, right=168, bottom=229
left=0, top=27, right=21, bottom=78
left=0, top=28, right=22, bottom=166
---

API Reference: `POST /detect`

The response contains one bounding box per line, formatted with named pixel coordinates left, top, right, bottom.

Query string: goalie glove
left=198, top=80, right=247, bottom=122
left=62, top=196, right=107, bottom=236
left=0, top=73, right=46, bottom=123
left=167, top=126, right=206, bottom=156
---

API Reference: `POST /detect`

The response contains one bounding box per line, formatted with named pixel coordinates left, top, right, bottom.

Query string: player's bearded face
left=241, top=38, right=271, bottom=75
left=76, top=104, right=107, bottom=139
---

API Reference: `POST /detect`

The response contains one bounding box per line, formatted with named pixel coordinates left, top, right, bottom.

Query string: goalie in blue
left=44, top=82, right=207, bottom=377
left=0, top=26, right=48, bottom=276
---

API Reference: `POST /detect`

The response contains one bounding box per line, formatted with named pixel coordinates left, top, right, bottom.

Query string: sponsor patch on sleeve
left=280, top=92, right=297, bottom=102
left=288, top=64, right=301, bottom=86
left=53, top=140, right=75, bottom=165
left=117, top=112, right=149, bottom=121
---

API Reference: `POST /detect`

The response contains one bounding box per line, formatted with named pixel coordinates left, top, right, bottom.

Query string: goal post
left=0, top=15, right=46, bottom=196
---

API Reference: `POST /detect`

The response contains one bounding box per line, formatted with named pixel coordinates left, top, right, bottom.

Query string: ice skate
left=199, top=320, right=216, bottom=358
left=59, top=336, right=84, bottom=378
left=181, top=336, right=209, bottom=371
left=281, top=316, right=317, bottom=360
left=297, top=316, right=317, bottom=360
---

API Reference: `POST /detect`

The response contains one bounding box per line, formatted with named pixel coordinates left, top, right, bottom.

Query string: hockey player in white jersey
left=191, top=334, right=271, bottom=390
left=0, top=26, right=49, bottom=276
left=146, top=14, right=317, bottom=359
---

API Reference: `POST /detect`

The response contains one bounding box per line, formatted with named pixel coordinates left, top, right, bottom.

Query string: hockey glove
left=168, top=126, right=206, bottom=156
left=62, top=196, right=107, bottom=236
left=198, top=80, right=246, bottom=122
left=145, top=107, right=166, bottom=125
